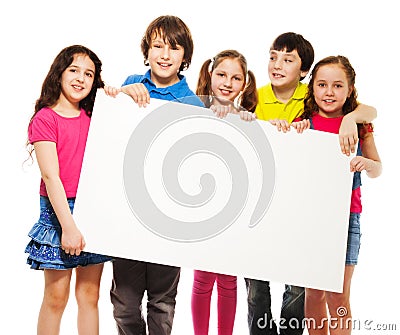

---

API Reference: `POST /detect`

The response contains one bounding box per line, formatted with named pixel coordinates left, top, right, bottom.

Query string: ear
left=300, top=70, right=309, bottom=79
left=348, top=85, right=354, bottom=97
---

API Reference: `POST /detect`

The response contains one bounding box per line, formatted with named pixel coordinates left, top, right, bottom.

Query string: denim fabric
left=25, top=196, right=112, bottom=270
left=245, top=279, right=305, bottom=335
left=346, top=213, right=361, bottom=265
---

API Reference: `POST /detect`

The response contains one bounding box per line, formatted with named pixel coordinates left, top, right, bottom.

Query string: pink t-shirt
left=28, top=107, right=91, bottom=198
left=310, top=113, right=362, bottom=213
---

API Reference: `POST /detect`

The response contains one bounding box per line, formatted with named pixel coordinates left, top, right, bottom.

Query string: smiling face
left=58, top=53, right=95, bottom=111
left=313, top=63, right=353, bottom=118
left=268, top=48, right=308, bottom=92
left=210, top=58, right=246, bottom=103
left=148, top=32, right=185, bottom=88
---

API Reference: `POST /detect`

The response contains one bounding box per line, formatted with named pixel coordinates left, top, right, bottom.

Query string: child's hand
left=121, top=83, right=150, bottom=107
left=103, top=85, right=121, bottom=98
left=291, top=119, right=310, bottom=133
left=61, top=225, right=86, bottom=256
left=270, top=119, right=290, bottom=132
left=210, top=104, right=232, bottom=119
left=240, top=110, right=256, bottom=122
left=350, top=156, right=371, bottom=172
left=339, top=116, right=358, bottom=156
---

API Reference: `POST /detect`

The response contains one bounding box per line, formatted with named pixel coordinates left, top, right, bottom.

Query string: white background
left=1, top=0, right=398, bottom=334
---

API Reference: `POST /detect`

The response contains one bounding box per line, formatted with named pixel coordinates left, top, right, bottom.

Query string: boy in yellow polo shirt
left=244, top=32, right=377, bottom=335
left=242, top=32, right=376, bottom=156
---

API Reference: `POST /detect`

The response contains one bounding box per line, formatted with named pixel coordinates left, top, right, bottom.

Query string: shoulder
left=122, top=74, right=145, bottom=86
left=31, top=107, right=58, bottom=125
left=257, top=83, right=272, bottom=94
left=294, top=82, right=308, bottom=98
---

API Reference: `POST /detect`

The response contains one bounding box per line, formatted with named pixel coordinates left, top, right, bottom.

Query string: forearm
left=43, top=176, right=76, bottom=231
left=349, top=103, right=377, bottom=123
left=365, top=159, right=382, bottom=178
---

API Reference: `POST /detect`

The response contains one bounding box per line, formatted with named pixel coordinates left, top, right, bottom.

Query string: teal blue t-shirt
left=122, top=70, right=203, bottom=106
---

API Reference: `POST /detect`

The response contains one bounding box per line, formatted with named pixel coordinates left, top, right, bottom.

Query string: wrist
left=343, top=112, right=356, bottom=123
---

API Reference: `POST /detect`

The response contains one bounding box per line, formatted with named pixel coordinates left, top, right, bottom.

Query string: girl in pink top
left=25, top=45, right=117, bottom=335
left=292, top=55, right=382, bottom=335
left=191, top=50, right=257, bottom=335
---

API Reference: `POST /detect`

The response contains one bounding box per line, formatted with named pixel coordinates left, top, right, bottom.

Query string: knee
left=326, top=292, right=350, bottom=316
left=75, top=283, right=100, bottom=308
left=44, top=288, right=69, bottom=312
left=246, top=279, right=270, bottom=305
left=192, top=271, right=215, bottom=295
left=305, top=288, right=325, bottom=304
left=217, top=274, right=237, bottom=295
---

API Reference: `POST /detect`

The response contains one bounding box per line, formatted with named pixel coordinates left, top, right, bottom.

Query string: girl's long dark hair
left=31, top=44, right=104, bottom=123
left=26, top=45, right=104, bottom=158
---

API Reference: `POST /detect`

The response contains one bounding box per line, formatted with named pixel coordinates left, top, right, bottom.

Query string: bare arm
left=350, top=132, right=382, bottom=178
left=34, top=141, right=85, bottom=255
left=339, top=103, right=377, bottom=156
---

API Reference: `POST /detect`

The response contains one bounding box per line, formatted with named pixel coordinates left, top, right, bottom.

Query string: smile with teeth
left=72, top=85, right=84, bottom=90
left=158, top=62, right=171, bottom=68
left=220, top=89, right=232, bottom=95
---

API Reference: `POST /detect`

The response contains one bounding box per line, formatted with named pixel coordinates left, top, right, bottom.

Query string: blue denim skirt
left=25, top=196, right=112, bottom=270
left=345, top=212, right=361, bottom=265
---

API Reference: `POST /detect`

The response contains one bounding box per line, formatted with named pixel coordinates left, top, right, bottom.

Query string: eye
left=86, top=72, right=93, bottom=78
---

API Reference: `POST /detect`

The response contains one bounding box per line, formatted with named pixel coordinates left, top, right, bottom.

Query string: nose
left=161, top=46, right=170, bottom=59
left=274, top=58, right=283, bottom=69
left=223, top=77, right=232, bottom=88
left=326, top=85, right=334, bottom=95
left=76, top=71, right=85, bottom=82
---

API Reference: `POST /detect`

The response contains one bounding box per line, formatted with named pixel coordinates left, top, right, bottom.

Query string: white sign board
left=74, top=92, right=353, bottom=292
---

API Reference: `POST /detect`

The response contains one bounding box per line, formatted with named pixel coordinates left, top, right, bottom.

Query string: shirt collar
left=140, top=70, right=187, bottom=100
left=264, top=82, right=306, bottom=104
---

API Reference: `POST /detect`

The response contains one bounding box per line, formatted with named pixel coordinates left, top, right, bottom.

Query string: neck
left=151, top=73, right=180, bottom=88
left=272, top=83, right=298, bottom=103
left=51, top=97, right=80, bottom=117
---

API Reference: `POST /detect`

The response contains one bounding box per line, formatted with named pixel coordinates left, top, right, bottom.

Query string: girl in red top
left=292, top=55, right=382, bottom=335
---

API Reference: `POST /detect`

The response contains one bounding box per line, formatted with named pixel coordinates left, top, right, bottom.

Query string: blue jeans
left=245, top=279, right=305, bottom=335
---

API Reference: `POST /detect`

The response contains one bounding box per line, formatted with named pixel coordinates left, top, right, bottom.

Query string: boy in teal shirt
left=106, top=15, right=201, bottom=335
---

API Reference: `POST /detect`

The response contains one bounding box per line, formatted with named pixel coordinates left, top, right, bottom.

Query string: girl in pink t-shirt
left=191, top=50, right=257, bottom=335
left=292, top=55, right=382, bottom=335
left=25, top=45, right=117, bottom=335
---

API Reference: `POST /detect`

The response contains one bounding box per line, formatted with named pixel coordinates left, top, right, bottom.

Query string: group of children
left=25, top=14, right=382, bottom=335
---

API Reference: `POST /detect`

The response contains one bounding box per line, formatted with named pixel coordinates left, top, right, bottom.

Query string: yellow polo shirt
left=255, top=82, right=308, bottom=122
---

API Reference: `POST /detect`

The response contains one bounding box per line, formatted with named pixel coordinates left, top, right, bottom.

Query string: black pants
left=245, top=278, right=305, bottom=335
left=110, top=258, right=181, bottom=335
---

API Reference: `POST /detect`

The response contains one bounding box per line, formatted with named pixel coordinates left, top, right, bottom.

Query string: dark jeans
left=245, top=278, right=305, bottom=335
left=110, top=258, right=181, bottom=335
